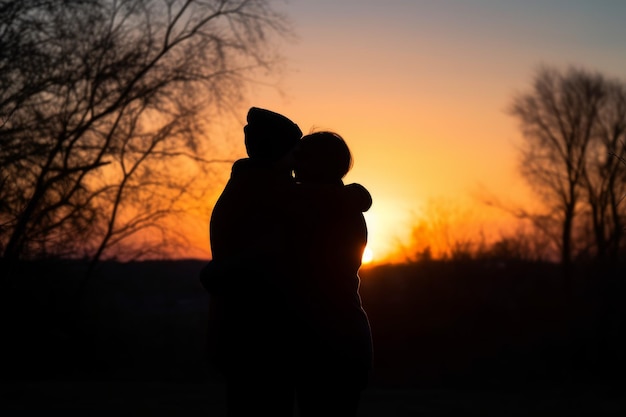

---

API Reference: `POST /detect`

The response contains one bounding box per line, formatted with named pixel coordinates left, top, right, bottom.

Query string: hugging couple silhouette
left=201, top=107, right=373, bottom=417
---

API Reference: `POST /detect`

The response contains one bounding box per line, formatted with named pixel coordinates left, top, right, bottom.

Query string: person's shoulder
left=231, top=158, right=265, bottom=179
left=231, top=158, right=252, bottom=173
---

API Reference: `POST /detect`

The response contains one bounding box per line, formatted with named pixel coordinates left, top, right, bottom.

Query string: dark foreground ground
left=2, top=380, right=625, bottom=416
left=2, top=259, right=625, bottom=415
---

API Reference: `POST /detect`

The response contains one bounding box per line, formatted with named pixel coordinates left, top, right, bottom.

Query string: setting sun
left=362, top=247, right=374, bottom=264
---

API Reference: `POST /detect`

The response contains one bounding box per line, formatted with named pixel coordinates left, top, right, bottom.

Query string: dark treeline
left=2, top=258, right=624, bottom=390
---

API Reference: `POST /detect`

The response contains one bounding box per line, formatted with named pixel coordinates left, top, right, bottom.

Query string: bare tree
left=0, top=0, right=291, bottom=280
left=582, top=82, right=626, bottom=263
left=510, top=66, right=626, bottom=270
left=510, top=67, right=606, bottom=272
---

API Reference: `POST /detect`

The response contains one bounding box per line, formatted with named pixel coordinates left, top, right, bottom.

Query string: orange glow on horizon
left=150, top=122, right=530, bottom=265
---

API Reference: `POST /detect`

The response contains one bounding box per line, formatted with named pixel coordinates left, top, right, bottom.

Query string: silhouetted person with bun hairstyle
left=289, top=131, right=373, bottom=417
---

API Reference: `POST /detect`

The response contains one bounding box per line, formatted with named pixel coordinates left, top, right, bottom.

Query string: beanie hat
left=244, top=107, right=302, bottom=161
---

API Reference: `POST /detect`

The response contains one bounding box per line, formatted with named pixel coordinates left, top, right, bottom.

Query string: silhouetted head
left=244, top=107, right=302, bottom=162
left=293, top=131, right=353, bottom=184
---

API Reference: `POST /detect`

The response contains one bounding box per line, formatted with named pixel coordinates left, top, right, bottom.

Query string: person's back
left=289, top=131, right=373, bottom=417
left=208, top=157, right=295, bottom=366
left=204, top=107, right=302, bottom=416
left=302, top=198, right=372, bottom=367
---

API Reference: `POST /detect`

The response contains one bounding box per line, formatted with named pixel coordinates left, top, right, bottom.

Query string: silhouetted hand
left=344, top=183, right=372, bottom=212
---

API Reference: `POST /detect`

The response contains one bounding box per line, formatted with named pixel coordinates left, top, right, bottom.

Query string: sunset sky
left=196, top=0, right=626, bottom=263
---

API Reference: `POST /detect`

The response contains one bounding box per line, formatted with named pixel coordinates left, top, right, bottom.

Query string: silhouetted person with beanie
left=204, top=107, right=303, bottom=417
